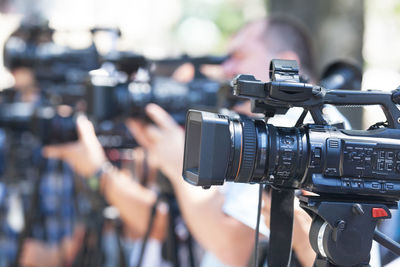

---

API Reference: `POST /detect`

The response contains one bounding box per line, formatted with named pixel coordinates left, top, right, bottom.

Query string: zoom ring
left=237, top=118, right=257, bottom=182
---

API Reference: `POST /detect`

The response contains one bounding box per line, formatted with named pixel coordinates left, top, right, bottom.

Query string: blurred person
left=6, top=66, right=39, bottom=102
left=2, top=23, right=54, bottom=102
left=3, top=45, right=40, bottom=103
left=128, top=17, right=316, bottom=267
left=43, top=116, right=171, bottom=267
left=44, top=16, right=317, bottom=267
left=1, top=25, right=87, bottom=267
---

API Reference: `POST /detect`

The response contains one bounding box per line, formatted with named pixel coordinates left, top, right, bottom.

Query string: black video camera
left=183, top=59, right=400, bottom=267
left=1, top=38, right=101, bottom=145
left=88, top=54, right=226, bottom=125
left=0, top=50, right=225, bottom=147
left=183, top=59, right=400, bottom=200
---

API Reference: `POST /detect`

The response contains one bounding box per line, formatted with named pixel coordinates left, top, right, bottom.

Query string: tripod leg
left=374, top=230, right=400, bottom=256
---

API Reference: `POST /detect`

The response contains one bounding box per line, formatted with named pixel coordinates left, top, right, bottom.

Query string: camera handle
left=299, top=195, right=400, bottom=267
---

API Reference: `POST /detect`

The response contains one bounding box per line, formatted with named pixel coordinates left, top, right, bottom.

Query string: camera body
left=0, top=50, right=226, bottom=146
left=0, top=42, right=100, bottom=145
left=88, top=55, right=224, bottom=125
left=183, top=59, right=400, bottom=201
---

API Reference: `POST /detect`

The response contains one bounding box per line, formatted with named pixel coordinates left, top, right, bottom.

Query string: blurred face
left=12, top=67, right=37, bottom=93
left=12, top=67, right=39, bottom=102
left=222, top=21, right=272, bottom=81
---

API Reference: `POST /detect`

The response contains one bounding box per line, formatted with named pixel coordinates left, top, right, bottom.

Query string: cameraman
left=44, top=16, right=316, bottom=267
left=127, top=17, right=317, bottom=267
left=129, top=17, right=315, bottom=266
left=2, top=26, right=86, bottom=267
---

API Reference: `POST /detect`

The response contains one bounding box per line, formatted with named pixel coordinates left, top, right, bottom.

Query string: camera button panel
left=336, top=179, right=400, bottom=196
left=343, top=141, right=400, bottom=180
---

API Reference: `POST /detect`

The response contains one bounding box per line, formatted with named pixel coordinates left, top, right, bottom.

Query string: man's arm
left=292, top=207, right=315, bottom=267
left=174, top=181, right=255, bottom=266
left=127, top=104, right=255, bottom=266
left=43, top=116, right=167, bottom=239
left=101, top=168, right=167, bottom=239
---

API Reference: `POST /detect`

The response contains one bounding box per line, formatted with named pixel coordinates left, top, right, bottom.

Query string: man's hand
left=126, top=104, right=185, bottom=181
left=42, top=115, right=107, bottom=177
left=20, top=239, right=60, bottom=267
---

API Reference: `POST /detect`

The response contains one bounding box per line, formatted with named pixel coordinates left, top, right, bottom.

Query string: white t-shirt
left=128, top=239, right=167, bottom=267
left=222, top=182, right=269, bottom=237
left=200, top=183, right=269, bottom=267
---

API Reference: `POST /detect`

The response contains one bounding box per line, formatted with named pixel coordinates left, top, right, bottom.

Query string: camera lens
left=183, top=110, right=269, bottom=186
left=183, top=110, right=309, bottom=187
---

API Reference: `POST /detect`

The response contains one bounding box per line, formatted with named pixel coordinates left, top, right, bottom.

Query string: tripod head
left=300, top=195, right=398, bottom=267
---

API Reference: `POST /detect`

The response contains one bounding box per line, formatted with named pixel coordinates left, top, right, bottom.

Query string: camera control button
left=396, top=164, right=400, bottom=173
left=386, top=163, right=393, bottom=171
left=314, top=148, right=321, bottom=158
left=378, top=162, right=385, bottom=171
left=372, top=208, right=389, bottom=218
left=371, top=182, right=381, bottom=190
left=351, top=181, right=363, bottom=189
left=386, top=183, right=394, bottom=190
left=342, top=180, right=351, bottom=188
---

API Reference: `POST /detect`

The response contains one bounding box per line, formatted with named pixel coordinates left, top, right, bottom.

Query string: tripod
left=299, top=195, right=400, bottom=267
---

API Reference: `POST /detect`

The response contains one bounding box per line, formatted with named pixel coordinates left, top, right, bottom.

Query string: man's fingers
left=19, top=240, right=36, bottom=267
left=262, top=192, right=271, bottom=213
left=42, top=145, right=66, bottom=159
left=42, top=143, right=76, bottom=160
left=145, top=103, right=177, bottom=130
left=126, top=119, right=154, bottom=148
left=146, top=124, right=162, bottom=141
left=262, top=192, right=272, bottom=228
left=76, top=115, right=96, bottom=142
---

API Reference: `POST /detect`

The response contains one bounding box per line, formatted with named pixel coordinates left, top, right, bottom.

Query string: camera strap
left=252, top=184, right=264, bottom=267
left=267, top=188, right=294, bottom=267
left=137, top=193, right=162, bottom=267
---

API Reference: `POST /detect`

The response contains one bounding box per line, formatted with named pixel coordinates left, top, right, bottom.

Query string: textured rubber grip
left=236, top=118, right=257, bottom=182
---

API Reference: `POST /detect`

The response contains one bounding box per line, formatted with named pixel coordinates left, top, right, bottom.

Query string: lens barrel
left=183, top=110, right=307, bottom=187
left=225, top=117, right=264, bottom=183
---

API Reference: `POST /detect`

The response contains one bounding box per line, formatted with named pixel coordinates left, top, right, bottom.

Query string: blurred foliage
left=214, top=3, right=244, bottom=39
left=175, top=0, right=264, bottom=54
left=395, top=2, right=400, bottom=15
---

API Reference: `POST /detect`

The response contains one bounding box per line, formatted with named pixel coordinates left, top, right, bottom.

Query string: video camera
left=4, top=36, right=99, bottom=98
left=1, top=37, right=100, bottom=145
left=88, top=54, right=227, bottom=125
left=183, top=59, right=400, bottom=267
left=183, top=59, right=400, bottom=197
left=0, top=47, right=227, bottom=147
